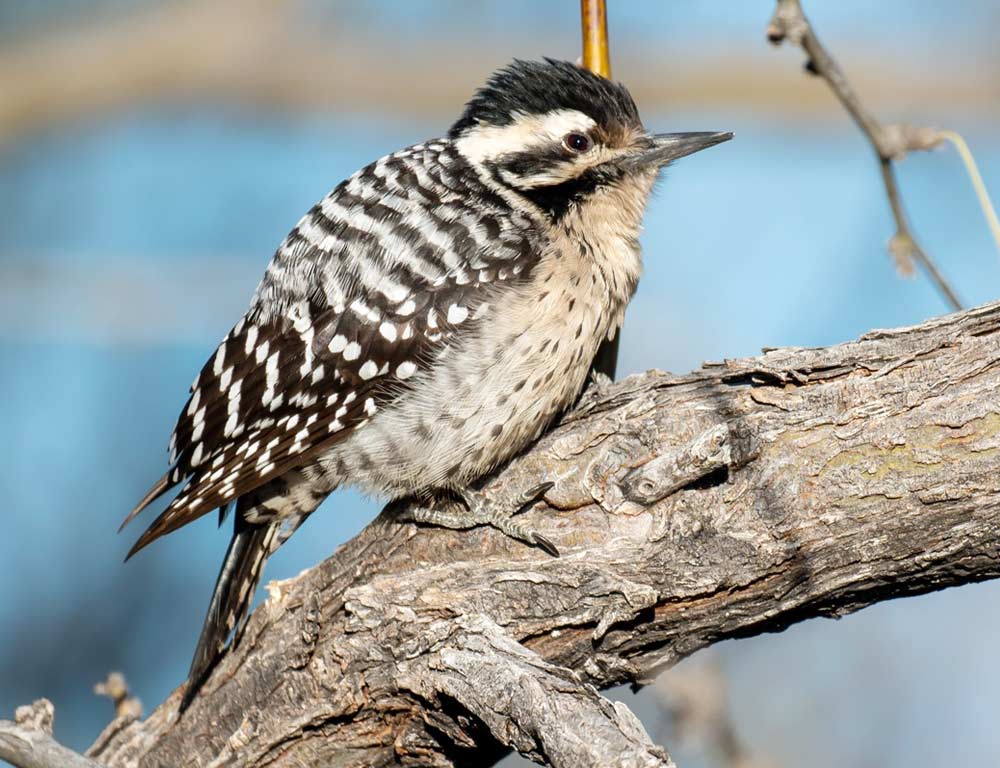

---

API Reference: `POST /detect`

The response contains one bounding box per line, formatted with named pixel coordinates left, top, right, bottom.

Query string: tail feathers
left=180, top=517, right=278, bottom=711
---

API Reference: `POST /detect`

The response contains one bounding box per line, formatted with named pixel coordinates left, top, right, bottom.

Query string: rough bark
left=19, top=301, right=1000, bottom=767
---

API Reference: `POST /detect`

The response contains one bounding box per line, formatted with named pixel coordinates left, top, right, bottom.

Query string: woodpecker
left=122, top=58, right=730, bottom=707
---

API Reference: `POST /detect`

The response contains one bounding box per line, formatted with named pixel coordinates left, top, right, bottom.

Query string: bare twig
left=94, top=672, right=142, bottom=720
left=0, top=700, right=102, bottom=768
left=657, top=656, right=777, bottom=768
left=937, top=130, right=1000, bottom=257
left=581, top=0, right=611, bottom=78
left=581, top=0, right=621, bottom=380
left=767, top=0, right=962, bottom=310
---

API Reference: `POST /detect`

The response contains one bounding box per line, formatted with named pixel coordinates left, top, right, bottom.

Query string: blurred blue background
left=2, top=2, right=999, bottom=766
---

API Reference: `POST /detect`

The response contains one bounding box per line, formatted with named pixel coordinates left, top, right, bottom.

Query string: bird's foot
left=399, top=482, right=558, bottom=556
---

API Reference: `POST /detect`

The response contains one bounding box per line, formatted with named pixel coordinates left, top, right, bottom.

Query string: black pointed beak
left=632, top=131, right=733, bottom=168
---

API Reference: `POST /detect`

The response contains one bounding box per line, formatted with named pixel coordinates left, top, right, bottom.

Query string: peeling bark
left=57, top=302, right=1000, bottom=766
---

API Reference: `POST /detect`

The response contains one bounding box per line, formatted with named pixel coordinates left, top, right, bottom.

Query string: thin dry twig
left=94, top=672, right=142, bottom=721
left=937, top=130, right=1000, bottom=257
left=767, top=0, right=962, bottom=311
left=0, top=700, right=102, bottom=768
left=581, top=0, right=611, bottom=78
left=656, top=656, right=778, bottom=768
left=581, top=0, right=621, bottom=380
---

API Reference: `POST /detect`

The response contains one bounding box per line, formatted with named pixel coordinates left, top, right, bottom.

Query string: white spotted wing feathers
left=125, top=140, right=543, bottom=555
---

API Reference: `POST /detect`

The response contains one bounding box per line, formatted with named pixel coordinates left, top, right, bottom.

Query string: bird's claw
left=515, top=481, right=555, bottom=511
left=399, top=481, right=559, bottom=557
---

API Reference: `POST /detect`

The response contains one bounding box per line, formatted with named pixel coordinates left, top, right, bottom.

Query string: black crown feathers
left=449, top=58, right=642, bottom=138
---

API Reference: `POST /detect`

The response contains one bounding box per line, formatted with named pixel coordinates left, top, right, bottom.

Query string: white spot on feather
left=266, top=351, right=280, bottom=388
left=397, top=299, right=416, bottom=316
left=289, top=302, right=312, bottom=333
left=212, top=343, right=226, bottom=376
left=255, top=339, right=270, bottom=364
left=329, top=335, right=348, bottom=354
left=244, top=325, right=258, bottom=354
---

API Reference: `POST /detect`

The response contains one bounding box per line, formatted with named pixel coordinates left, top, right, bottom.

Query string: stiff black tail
left=180, top=515, right=278, bottom=711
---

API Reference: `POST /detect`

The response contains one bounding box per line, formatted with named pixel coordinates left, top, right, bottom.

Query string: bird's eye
left=563, top=133, right=592, bottom=153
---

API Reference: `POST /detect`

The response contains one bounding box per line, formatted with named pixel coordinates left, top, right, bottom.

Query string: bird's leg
left=398, top=482, right=559, bottom=556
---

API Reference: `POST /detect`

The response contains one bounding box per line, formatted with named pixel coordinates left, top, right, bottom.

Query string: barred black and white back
left=125, top=131, right=554, bottom=704
left=124, top=139, right=543, bottom=551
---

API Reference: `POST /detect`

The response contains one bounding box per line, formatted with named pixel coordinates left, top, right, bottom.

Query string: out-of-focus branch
left=657, top=656, right=778, bottom=768
left=937, top=130, right=1000, bottom=256
left=93, top=673, right=142, bottom=721
left=581, top=0, right=611, bottom=78
left=0, top=700, right=102, bottom=768
left=582, top=0, right=620, bottom=381
left=767, top=0, right=963, bottom=311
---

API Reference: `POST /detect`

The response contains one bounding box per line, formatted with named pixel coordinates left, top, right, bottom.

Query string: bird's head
left=450, top=58, right=731, bottom=220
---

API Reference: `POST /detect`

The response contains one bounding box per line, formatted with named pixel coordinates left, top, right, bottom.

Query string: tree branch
left=401, top=614, right=673, bottom=767
left=580, top=0, right=611, bottom=79
left=14, top=300, right=1000, bottom=766
left=766, top=0, right=962, bottom=310
left=581, top=0, right=621, bottom=382
left=0, top=700, right=103, bottom=768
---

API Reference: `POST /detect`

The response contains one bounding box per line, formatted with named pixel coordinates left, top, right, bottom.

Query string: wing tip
left=123, top=531, right=154, bottom=562
left=124, top=506, right=183, bottom=561
left=119, top=472, right=175, bottom=534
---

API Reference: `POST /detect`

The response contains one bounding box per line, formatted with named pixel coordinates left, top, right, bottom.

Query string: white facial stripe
left=456, top=109, right=598, bottom=165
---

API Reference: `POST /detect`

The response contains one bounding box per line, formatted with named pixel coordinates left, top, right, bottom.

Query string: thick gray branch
left=398, top=614, right=672, bottom=768
left=69, top=300, right=1000, bottom=766
left=0, top=700, right=102, bottom=768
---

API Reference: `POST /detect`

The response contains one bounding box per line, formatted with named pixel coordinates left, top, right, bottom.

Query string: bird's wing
left=124, top=140, right=541, bottom=556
